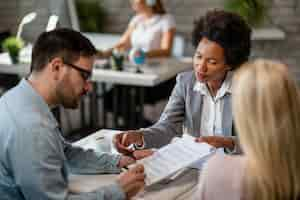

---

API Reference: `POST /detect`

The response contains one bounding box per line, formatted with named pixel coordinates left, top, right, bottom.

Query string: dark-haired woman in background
left=113, top=10, right=252, bottom=156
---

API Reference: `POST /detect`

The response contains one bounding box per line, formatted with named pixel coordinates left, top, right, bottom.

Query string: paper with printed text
left=136, top=135, right=215, bottom=185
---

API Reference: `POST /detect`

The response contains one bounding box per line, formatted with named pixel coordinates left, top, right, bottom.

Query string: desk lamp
left=16, top=12, right=37, bottom=40
left=46, top=15, right=59, bottom=32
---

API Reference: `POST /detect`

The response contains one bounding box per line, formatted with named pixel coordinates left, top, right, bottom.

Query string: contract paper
left=136, top=135, right=215, bottom=185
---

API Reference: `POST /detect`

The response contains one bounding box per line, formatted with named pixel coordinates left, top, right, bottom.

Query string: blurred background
left=0, top=0, right=299, bottom=65
left=0, top=0, right=299, bottom=138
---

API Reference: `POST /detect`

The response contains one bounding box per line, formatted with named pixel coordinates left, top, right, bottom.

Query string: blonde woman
left=197, top=59, right=300, bottom=199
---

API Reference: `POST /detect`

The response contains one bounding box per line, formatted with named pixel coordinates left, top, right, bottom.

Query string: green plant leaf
left=224, top=0, right=271, bottom=27
left=2, top=37, right=24, bottom=53
left=76, top=0, right=107, bottom=32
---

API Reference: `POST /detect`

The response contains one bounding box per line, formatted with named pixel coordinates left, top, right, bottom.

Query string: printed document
left=135, top=135, right=215, bottom=185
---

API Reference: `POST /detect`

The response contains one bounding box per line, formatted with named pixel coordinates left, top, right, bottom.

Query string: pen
left=96, top=136, right=105, bottom=140
left=121, top=166, right=129, bottom=172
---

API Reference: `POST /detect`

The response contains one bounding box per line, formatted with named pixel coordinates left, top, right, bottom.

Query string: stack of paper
left=135, top=135, right=215, bottom=185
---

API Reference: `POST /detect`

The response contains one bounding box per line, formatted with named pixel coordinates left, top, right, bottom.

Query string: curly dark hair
left=192, top=10, right=251, bottom=70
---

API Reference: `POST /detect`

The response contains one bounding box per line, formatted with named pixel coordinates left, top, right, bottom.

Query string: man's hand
left=117, top=164, right=145, bottom=199
left=195, top=136, right=234, bottom=150
left=133, top=149, right=154, bottom=160
left=113, top=130, right=144, bottom=155
left=117, top=156, right=136, bottom=168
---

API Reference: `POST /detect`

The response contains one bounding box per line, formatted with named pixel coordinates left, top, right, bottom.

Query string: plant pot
left=2, top=37, right=23, bottom=64
left=8, top=50, right=19, bottom=64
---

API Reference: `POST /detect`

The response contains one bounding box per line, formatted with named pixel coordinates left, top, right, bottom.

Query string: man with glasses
left=64, top=61, right=92, bottom=81
left=0, top=28, right=145, bottom=200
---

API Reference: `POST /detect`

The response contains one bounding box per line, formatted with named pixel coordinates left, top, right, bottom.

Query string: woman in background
left=197, top=59, right=300, bottom=199
left=101, top=0, right=177, bottom=125
left=99, top=0, right=176, bottom=58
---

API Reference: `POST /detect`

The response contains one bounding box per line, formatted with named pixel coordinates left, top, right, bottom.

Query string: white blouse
left=193, top=72, right=233, bottom=137
left=129, top=14, right=176, bottom=52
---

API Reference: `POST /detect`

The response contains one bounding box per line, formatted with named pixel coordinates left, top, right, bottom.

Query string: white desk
left=0, top=57, right=193, bottom=128
left=72, top=129, right=120, bottom=154
left=0, top=63, right=30, bottom=76
left=89, top=57, right=192, bottom=128
left=71, top=129, right=199, bottom=200
left=92, top=57, right=192, bottom=86
left=0, top=57, right=192, bottom=83
left=91, top=57, right=192, bottom=128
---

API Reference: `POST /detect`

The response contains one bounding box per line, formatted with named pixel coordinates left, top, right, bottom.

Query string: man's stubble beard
left=56, top=80, right=80, bottom=109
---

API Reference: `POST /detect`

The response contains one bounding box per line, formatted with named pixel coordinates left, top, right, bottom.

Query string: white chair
left=172, top=35, right=185, bottom=58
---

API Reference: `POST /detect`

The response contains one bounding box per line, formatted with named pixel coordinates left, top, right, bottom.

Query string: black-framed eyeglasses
left=64, top=62, right=92, bottom=81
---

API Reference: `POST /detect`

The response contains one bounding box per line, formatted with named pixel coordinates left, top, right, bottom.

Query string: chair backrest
left=172, top=35, right=185, bottom=58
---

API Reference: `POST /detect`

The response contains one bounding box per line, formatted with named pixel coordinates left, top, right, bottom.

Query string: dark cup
left=8, top=50, right=19, bottom=64
left=110, top=54, right=124, bottom=71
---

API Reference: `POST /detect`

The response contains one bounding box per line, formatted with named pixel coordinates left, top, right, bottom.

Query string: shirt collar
left=193, top=71, right=233, bottom=99
left=142, top=14, right=160, bottom=26
left=19, top=78, right=59, bottom=128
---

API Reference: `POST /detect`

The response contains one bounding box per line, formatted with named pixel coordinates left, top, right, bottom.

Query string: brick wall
left=100, top=0, right=300, bottom=71
left=0, top=0, right=72, bottom=42
left=0, top=0, right=299, bottom=69
left=0, top=0, right=18, bottom=33
left=253, top=0, right=300, bottom=69
left=0, top=0, right=299, bottom=133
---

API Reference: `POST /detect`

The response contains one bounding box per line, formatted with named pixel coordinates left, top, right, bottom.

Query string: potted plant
left=224, top=0, right=272, bottom=27
left=2, top=37, right=24, bottom=64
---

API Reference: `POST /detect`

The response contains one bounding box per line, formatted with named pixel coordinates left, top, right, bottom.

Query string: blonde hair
left=233, top=59, right=300, bottom=199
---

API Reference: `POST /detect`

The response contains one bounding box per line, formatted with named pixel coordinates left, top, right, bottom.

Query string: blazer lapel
left=190, top=91, right=203, bottom=137
left=222, top=94, right=233, bottom=136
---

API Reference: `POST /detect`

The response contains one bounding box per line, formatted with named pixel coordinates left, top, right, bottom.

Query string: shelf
left=252, top=28, right=285, bottom=41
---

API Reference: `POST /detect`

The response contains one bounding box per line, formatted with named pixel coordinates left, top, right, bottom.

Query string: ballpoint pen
left=121, top=166, right=129, bottom=172
left=95, top=136, right=105, bottom=140
left=127, top=143, right=144, bottom=151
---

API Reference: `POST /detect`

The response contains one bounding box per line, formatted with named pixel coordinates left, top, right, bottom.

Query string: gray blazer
left=143, top=70, right=235, bottom=148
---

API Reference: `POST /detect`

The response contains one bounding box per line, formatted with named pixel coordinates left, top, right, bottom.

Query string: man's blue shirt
left=0, top=79, right=125, bottom=200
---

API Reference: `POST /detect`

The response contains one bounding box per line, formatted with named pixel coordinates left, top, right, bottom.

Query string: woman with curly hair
left=198, top=59, right=300, bottom=200
left=114, top=10, right=251, bottom=156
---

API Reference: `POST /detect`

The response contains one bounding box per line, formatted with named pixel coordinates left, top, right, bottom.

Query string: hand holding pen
left=113, top=130, right=144, bottom=155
